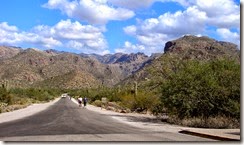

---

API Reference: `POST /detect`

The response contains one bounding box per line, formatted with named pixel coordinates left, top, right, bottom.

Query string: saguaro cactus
left=134, top=81, right=138, bottom=97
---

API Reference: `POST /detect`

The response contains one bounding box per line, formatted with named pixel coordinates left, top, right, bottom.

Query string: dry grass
left=166, top=116, right=240, bottom=129
left=0, top=104, right=28, bottom=113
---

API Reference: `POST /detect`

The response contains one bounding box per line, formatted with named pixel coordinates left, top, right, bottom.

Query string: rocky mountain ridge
left=164, top=35, right=239, bottom=60
left=118, top=35, right=240, bottom=88
left=0, top=35, right=240, bottom=90
left=0, top=47, right=151, bottom=89
left=0, top=46, right=23, bottom=60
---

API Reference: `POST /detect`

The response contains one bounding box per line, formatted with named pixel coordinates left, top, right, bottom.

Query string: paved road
left=0, top=97, right=215, bottom=141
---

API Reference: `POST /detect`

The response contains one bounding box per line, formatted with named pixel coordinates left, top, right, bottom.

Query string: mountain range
left=0, top=35, right=240, bottom=90
left=0, top=46, right=153, bottom=89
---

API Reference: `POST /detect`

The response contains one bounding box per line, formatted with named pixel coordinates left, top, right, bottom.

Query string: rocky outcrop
left=163, top=35, right=240, bottom=61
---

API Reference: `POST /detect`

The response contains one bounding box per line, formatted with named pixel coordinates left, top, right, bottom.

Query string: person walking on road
left=83, top=97, right=88, bottom=107
left=78, top=97, right=83, bottom=107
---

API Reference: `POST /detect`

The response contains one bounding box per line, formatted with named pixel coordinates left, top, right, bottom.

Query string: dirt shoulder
left=82, top=100, right=240, bottom=141
left=0, top=97, right=60, bottom=124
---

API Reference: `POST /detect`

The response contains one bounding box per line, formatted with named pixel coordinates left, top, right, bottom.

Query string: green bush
left=119, top=93, right=136, bottom=110
left=9, top=88, right=62, bottom=103
left=161, top=58, right=240, bottom=121
left=117, top=90, right=160, bottom=113
left=0, top=87, right=62, bottom=113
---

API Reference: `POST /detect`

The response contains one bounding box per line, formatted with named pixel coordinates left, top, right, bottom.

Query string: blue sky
left=0, top=0, right=240, bottom=55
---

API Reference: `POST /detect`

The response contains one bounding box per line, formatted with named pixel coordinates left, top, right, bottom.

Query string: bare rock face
left=164, top=41, right=176, bottom=52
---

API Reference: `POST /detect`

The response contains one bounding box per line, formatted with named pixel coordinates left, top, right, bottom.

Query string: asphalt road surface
left=0, top=97, right=215, bottom=141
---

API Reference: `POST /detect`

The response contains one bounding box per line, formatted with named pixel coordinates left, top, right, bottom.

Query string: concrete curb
left=179, top=130, right=240, bottom=141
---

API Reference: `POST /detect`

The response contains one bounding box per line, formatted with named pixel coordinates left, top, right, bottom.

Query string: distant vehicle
left=61, top=93, right=68, bottom=98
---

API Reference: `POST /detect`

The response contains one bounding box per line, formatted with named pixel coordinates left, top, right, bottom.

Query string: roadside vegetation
left=0, top=57, right=240, bottom=129
left=160, top=58, right=240, bottom=128
left=0, top=86, right=62, bottom=113
left=66, top=57, right=240, bottom=129
left=65, top=86, right=160, bottom=114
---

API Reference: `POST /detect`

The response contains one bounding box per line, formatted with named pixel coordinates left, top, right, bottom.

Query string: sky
left=0, top=0, right=240, bottom=55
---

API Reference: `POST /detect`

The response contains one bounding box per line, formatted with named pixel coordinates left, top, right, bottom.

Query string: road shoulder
left=82, top=100, right=240, bottom=141
left=0, top=97, right=60, bottom=124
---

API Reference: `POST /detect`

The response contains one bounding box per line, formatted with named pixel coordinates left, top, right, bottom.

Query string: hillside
left=118, top=35, right=240, bottom=90
left=80, top=52, right=151, bottom=77
left=164, top=35, right=240, bottom=60
left=34, top=70, right=100, bottom=89
left=0, top=46, right=22, bottom=60
left=0, top=47, right=150, bottom=89
left=0, top=35, right=240, bottom=90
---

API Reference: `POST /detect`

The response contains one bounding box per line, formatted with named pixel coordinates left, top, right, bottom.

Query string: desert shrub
left=0, top=102, right=7, bottom=113
left=67, top=89, right=89, bottom=98
left=118, top=90, right=160, bottom=113
left=92, top=100, right=102, bottom=107
left=160, top=58, right=240, bottom=127
left=151, top=101, right=165, bottom=116
left=119, top=93, right=136, bottom=110
left=166, top=116, right=239, bottom=129
left=0, top=87, right=62, bottom=114
left=83, top=87, right=121, bottom=103
left=134, top=91, right=160, bottom=113
left=0, top=86, right=13, bottom=105
left=9, top=88, right=60, bottom=103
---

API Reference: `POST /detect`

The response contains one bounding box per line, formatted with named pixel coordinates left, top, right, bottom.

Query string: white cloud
left=144, top=6, right=207, bottom=35
left=121, top=6, right=207, bottom=54
left=195, top=0, right=239, bottom=17
left=66, top=40, right=110, bottom=55
left=103, top=0, right=240, bottom=29
left=217, top=28, right=240, bottom=47
left=194, top=0, right=240, bottom=28
left=0, top=20, right=110, bottom=54
left=43, top=0, right=135, bottom=24
left=33, top=20, right=105, bottom=40
left=0, top=22, right=18, bottom=32
left=67, top=40, right=84, bottom=50
left=115, top=41, right=144, bottom=53
left=0, top=22, right=62, bottom=48
left=123, top=25, right=137, bottom=36
left=107, top=0, right=155, bottom=9
left=125, top=6, right=208, bottom=38
left=41, top=37, right=62, bottom=48
left=106, top=0, right=195, bottom=10
left=136, top=33, right=168, bottom=46
left=115, top=41, right=162, bottom=55
left=120, top=0, right=240, bottom=54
